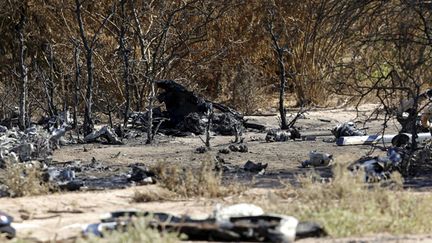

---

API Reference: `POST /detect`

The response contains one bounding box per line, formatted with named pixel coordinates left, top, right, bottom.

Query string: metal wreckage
left=82, top=204, right=326, bottom=243
left=1, top=79, right=432, bottom=241
left=332, top=89, right=432, bottom=182
left=0, top=80, right=322, bottom=242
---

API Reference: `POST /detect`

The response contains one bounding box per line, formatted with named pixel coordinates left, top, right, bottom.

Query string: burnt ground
left=1, top=104, right=432, bottom=242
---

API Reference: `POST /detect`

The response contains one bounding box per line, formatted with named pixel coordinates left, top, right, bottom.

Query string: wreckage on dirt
left=83, top=204, right=326, bottom=243
left=125, top=80, right=247, bottom=137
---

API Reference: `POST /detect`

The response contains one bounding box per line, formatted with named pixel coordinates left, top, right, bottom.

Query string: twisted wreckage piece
left=336, top=132, right=431, bottom=146
left=348, top=147, right=402, bottom=182
left=0, top=211, right=15, bottom=239
left=0, top=124, right=69, bottom=167
left=83, top=204, right=326, bottom=242
left=155, top=80, right=244, bottom=135
left=84, top=126, right=123, bottom=145
left=154, top=80, right=265, bottom=135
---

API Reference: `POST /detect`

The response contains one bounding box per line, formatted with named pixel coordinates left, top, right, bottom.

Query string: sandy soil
left=2, top=104, right=431, bottom=242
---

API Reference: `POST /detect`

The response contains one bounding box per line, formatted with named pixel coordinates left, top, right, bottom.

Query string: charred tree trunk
left=83, top=51, right=94, bottom=135
left=266, top=10, right=288, bottom=129
left=73, top=44, right=81, bottom=130
left=46, top=44, right=56, bottom=117
left=276, top=48, right=288, bottom=129
left=119, top=0, right=131, bottom=128
left=131, top=1, right=155, bottom=144
left=146, top=81, right=155, bottom=144
left=16, top=11, right=28, bottom=130
left=205, top=106, right=213, bottom=148
left=75, top=0, right=114, bottom=135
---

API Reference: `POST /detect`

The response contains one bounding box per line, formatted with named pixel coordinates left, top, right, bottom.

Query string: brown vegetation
left=151, top=159, right=243, bottom=198
left=1, top=1, right=429, bottom=131
left=256, top=157, right=432, bottom=237
left=0, top=161, right=49, bottom=197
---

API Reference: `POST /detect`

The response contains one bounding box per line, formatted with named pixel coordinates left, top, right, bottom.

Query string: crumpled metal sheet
left=266, top=128, right=301, bottom=142
left=84, top=126, right=123, bottom=145
left=82, top=204, right=326, bottom=242
left=332, top=122, right=365, bottom=138
left=348, top=147, right=402, bottom=182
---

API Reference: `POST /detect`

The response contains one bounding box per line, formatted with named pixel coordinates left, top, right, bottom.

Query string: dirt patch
left=2, top=104, right=432, bottom=242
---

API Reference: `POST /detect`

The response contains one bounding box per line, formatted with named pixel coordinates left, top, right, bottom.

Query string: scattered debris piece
left=195, top=146, right=208, bottom=154
left=266, top=128, right=301, bottom=142
left=42, top=166, right=83, bottom=191
left=0, top=125, right=68, bottom=165
left=214, top=156, right=234, bottom=172
left=84, top=126, right=123, bottom=145
left=218, top=148, right=230, bottom=154
left=318, top=118, right=331, bottom=123
left=238, top=144, right=248, bottom=153
left=332, top=122, right=365, bottom=138
left=127, top=164, right=155, bottom=185
left=29, top=160, right=159, bottom=193
left=396, top=89, right=432, bottom=133
left=348, top=147, right=402, bottom=182
left=213, top=203, right=264, bottom=220
left=244, top=160, right=268, bottom=173
left=0, top=211, right=15, bottom=239
left=228, top=144, right=239, bottom=152
left=322, top=137, right=336, bottom=143
left=302, top=151, right=333, bottom=168
left=0, top=126, right=7, bottom=133
left=212, top=113, right=243, bottom=136
left=302, top=135, right=316, bottom=141
left=336, top=132, right=431, bottom=146
left=128, top=108, right=164, bottom=128
left=228, top=144, right=248, bottom=153
left=83, top=204, right=326, bottom=242
left=156, top=80, right=244, bottom=136
left=156, top=80, right=210, bottom=124
left=244, top=121, right=266, bottom=131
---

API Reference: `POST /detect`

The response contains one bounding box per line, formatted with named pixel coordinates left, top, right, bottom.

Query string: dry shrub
left=132, top=189, right=173, bottom=203
left=1, top=161, right=49, bottom=197
left=230, top=59, right=267, bottom=115
left=257, top=156, right=432, bottom=237
left=151, top=159, right=242, bottom=198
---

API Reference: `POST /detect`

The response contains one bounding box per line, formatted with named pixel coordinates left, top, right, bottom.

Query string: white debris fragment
left=276, top=215, right=299, bottom=242
left=213, top=203, right=264, bottom=222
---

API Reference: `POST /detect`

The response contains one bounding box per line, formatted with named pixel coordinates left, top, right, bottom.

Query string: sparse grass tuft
left=1, top=161, right=49, bottom=197
left=132, top=189, right=172, bottom=203
left=151, top=159, right=243, bottom=198
left=256, top=156, right=432, bottom=237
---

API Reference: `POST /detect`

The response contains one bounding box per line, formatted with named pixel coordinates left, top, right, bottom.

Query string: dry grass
left=0, top=161, right=49, bottom=197
left=254, top=156, right=432, bottom=237
left=132, top=188, right=173, bottom=203
left=151, top=159, right=243, bottom=198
